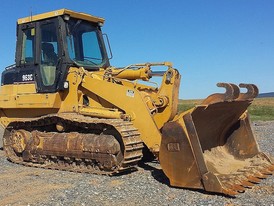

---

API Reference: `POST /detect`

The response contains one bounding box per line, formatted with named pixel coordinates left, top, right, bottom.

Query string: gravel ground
left=0, top=121, right=273, bottom=206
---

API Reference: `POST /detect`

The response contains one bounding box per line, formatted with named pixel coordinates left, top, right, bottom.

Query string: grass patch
left=178, top=103, right=196, bottom=112
left=248, top=105, right=274, bottom=121
left=178, top=99, right=202, bottom=112
left=248, top=98, right=274, bottom=121
left=178, top=98, right=274, bottom=121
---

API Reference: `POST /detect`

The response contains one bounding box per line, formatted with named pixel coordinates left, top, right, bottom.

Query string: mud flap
left=159, top=83, right=274, bottom=196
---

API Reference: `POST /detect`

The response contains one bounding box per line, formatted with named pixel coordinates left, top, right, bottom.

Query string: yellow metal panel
left=79, top=107, right=122, bottom=119
left=0, top=84, right=62, bottom=109
left=81, top=75, right=162, bottom=152
left=0, top=84, right=36, bottom=95
left=0, top=85, right=15, bottom=95
left=0, top=108, right=59, bottom=127
left=0, top=84, right=39, bottom=108
left=16, top=84, right=37, bottom=94
left=58, top=67, right=84, bottom=113
left=0, top=93, right=61, bottom=108
left=18, top=9, right=105, bottom=25
left=0, top=96, right=15, bottom=108
left=15, top=93, right=61, bottom=108
left=151, top=69, right=181, bottom=128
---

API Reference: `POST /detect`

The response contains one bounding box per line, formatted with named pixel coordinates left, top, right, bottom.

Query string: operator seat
left=41, top=42, right=57, bottom=86
left=42, top=42, right=58, bottom=65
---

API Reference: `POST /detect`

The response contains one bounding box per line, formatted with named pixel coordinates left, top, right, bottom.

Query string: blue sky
left=0, top=0, right=273, bottom=99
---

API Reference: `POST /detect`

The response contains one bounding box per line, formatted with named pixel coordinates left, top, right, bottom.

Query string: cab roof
left=17, top=9, right=105, bottom=25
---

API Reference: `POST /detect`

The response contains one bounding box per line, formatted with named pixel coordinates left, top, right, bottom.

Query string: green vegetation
left=177, top=99, right=202, bottom=112
left=248, top=98, right=274, bottom=121
left=178, top=98, right=274, bottom=121
left=248, top=105, right=274, bottom=121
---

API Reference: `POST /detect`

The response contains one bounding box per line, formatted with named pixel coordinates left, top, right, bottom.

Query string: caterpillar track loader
left=0, top=9, right=273, bottom=196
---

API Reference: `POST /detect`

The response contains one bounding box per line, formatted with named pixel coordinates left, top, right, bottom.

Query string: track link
left=3, top=113, right=144, bottom=175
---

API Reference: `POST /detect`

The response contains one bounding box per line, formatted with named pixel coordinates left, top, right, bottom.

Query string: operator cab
left=1, top=9, right=109, bottom=93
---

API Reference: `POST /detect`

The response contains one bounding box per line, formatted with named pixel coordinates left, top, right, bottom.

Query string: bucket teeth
left=219, top=175, right=255, bottom=195
left=232, top=176, right=254, bottom=188
left=260, top=164, right=274, bottom=172
left=253, top=172, right=268, bottom=179
left=246, top=176, right=261, bottom=183
left=267, top=164, right=274, bottom=171
left=235, top=163, right=273, bottom=183
left=238, top=180, right=254, bottom=187
left=224, top=182, right=246, bottom=193
left=237, top=165, right=270, bottom=179
left=250, top=162, right=274, bottom=172
left=217, top=162, right=274, bottom=196
left=260, top=168, right=273, bottom=175
left=222, top=188, right=239, bottom=196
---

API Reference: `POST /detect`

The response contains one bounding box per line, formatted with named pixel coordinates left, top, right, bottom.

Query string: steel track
left=3, top=113, right=144, bottom=175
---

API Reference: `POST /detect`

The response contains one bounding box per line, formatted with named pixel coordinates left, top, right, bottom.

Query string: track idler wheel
left=10, top=130, right=31, bottom=153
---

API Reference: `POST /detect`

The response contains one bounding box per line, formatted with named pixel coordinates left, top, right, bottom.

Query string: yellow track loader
left=0, top=9, right=273, bottom=196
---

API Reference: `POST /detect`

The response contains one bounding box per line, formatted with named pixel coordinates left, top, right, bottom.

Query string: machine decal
left=126, top=90, right=135, bottom=98
left=22, top=74, right=34, bottom=82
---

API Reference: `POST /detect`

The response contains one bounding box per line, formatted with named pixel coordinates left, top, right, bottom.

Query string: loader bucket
left=160, top=83, right=274, bottom=196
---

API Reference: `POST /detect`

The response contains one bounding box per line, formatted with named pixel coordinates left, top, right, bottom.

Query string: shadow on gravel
left=138, top=161, right=170, bottom=185
left=113, top=167, right=138, bottom=176
left=138, top=160, right=235, bottom=198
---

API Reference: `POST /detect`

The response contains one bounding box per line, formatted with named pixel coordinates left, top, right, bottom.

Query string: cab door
left=13, top=18, right=62, bottom=93
left=35, top=18, right=61, bottom=93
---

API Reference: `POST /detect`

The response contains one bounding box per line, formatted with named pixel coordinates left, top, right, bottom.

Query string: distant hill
left=257, top=92, right=274, bottom=98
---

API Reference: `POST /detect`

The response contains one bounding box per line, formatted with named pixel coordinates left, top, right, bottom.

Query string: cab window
left=40, top=23, right=58, bottom=86
left=66, top=19, right=105, bottom=68
left=21, top=28, right=35, bottom=64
